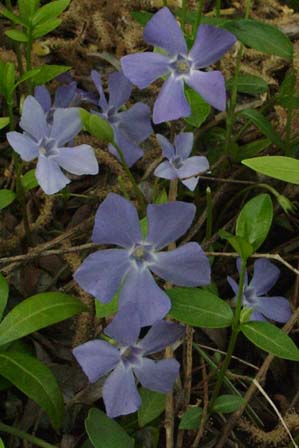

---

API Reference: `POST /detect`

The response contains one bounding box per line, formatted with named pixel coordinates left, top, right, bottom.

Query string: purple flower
left=6, top=96, right=99, bottom=195
left=91, top=70, right=152, bottom=167
left=228, top=259, right=292, bottom=322
left=74, top=193, right=211, bottom=326
left=121, top=7, right=236, bottom=123
left=154, top=132, right=209, bottom=191
left=73, top=303, right=184, bottom=418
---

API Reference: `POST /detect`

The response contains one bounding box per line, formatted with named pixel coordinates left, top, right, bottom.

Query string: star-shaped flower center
left=121, top=346, right=143, bottom=367
left=171, top=155, right=184, bottom=169
left=129, top=242, right=155, bottom=269
left=38, top=137, right=58, bottom=158
left=171, top=54, right=192, bottom=76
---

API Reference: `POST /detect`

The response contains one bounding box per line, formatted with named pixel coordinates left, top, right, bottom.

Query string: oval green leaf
left=213, top=394, right=245, bottom=414
left=0, top=351, right=64, bottom=429
left=0, top=117, right=9, bottom=130
left=0, top=189, right=16, bottom=210
left=138, top=388, right=165, bottom=428
left=242, top=156, right=299, bottom=185
left=236, top=193, right=273, bottom=252
left=85, top=408, right=134, bottom=448
left=179, top=407, right=202, bottom=429
left=0, top=292, right=86, bottom=346
left=241, top=321, right=299, bottom=361
left=167, top=288, right=233, bottom=328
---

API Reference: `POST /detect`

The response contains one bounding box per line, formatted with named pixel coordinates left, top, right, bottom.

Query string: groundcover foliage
left=0, top=0, right=298, bottom=447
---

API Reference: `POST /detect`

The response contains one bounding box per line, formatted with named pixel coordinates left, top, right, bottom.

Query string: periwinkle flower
left=227, top=259, right=292, bottom=322
left=91, top=70, right=152, bottom=167
left=121, top=7, right=236, bottom=124
left=73, top=303, right=184, bottom=418
left=154, top=132, right=209, bottom=191
left=74, top=193, right=211, bottom=326
left=6, top=96, right=99, bottom=195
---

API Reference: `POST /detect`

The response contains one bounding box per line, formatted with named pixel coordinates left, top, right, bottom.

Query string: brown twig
left=192, top=360, right=209, bottom=447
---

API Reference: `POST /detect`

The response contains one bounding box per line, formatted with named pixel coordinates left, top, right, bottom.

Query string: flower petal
left=54, top=145, right=99, bottom=175
left=181, top=176, right=199, bottom=191
left=92, top=193, right=142, bottom=247
left=156, top=134, right=175, bottom=159
left=54, top=82, right=77, bottom=108
left=250, top=310, right=265, bottom=321
left=74, top=249, right=130, bottom=303
left=103, top=363, right=141, bottom=418
left=134, top=358, right=180, bottom=393
left=154, top=160, right=178, bottom=180
left=20, top=96, right=49, bottom=141
left=153, top=76, right=190, bottom=124
left=34, top=86, right=51, bottom=113
left=151, top=242, right=211, bottom=286
left=186, top=70, right=226, bottom=111
left=73, top=340, right=120, bottom=383
left=108, top=71, right=132, bottom=109
left=146, top=201, right=196, bottom=250
left=174, top=132, right=193, bottom=159
left=36, top=155, right=70, bottom=194
left=190, top=25, right=236, bottom=68
left=117, top=102, right=152, bottom=143
left=108, top=140, right=143, bottom=168
left=144, top=7, right=187, bottom=56
left=139, top=321, right=184, bottom=355
left=121, top=52, right=170, bottom=89
left=177, top=156, right=209, bottom=179
left=256, top=296, right=292, bottom=323
left=91, top=70, right=108, bottom=110
left=250, top=259, right=280, bottom=296
left=227, top=275, right=239, bottom=295
left=50, top=108, right=82, bottom=146
left=6, top=132, right=39, bottom=161
left=119, top=267, right=170, bottom=326
left=105, top=302, right=141, bottom=346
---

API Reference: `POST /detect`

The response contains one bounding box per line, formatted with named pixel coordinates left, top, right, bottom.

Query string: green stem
left=0, top=421, right=57, bottom=448
left=114, top=143, right=147, bottom=214
left=208, top=257, right=247, bottom=411
left=215, top=0, right=221, bottom=17
left=181, top=0, right=187, bottom=32
left=163, top=0, right=168, bottom=6
left=245, top=0, right=251, bottom=18
left=284, top=105, right=293, bottom=156
left=193, top=0, right=204, bottom=37
left=205, top=186, right=212, bottom=240
left=25, top=27, right=33, bottom=72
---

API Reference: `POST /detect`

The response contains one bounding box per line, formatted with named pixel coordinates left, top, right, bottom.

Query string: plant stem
left=163, top=0, right=168, bottom=6
left=114, top=143, right=147, bottom=214
left=208, top=258, right=247, bottom=410
left=0, top=421, right=57, bottom=448
left=193, top=0, right=204, bottom=37
left=215, top=0, right=221, bottom=17
left=181, top=0, right=187, bottom=32
left=205, top=187, right=212, bottom=240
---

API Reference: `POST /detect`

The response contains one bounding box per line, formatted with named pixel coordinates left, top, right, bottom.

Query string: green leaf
left=236, top=194, right=273, bottom=252
left=138, top=388, right=165, bottom=427
left=223, top=19, right=293, bottom=60
left=18, top=0, right=40, bottom=20
left=0, top=189, right=16, bottom=210
left=31, top=64, right=70, bottom=86
left=95, top=293, right=118, bottom=318
left=0, top=273, right=9, bottom=321
left=32, top=0, right=70, bottom=25
left=0, top=437, right=5, bottom=448
left=241, top=321, right=299, bottom=361
left=0, top=7, right=26, bottom=26
left=219, top=230, right=253, bottom=259
left=14, top=68, right=41, bottom=88
left=131, top=10, right=152, bottom=26
left=85, top=408, right=134, bottom=448
left=0, top=292, right=85, bottom=346
left=179, top=407, right=202, bottom=429
left=235, top=138, right=270, bottom=162
left=240, top=109, right=284, bottom=148
left=0, top=351, right=64, bottom=428
left=87, top=113, right=114, bottom=144
left=185, top=87, right=211, bottom=127
left=167, top=287, right=233, bottom=328
left=21, top=169, right=38, bottom=191
left=226, top=74, right=268, bottom=96
left=213, top=395, right=245, bottom=414
left=5, top=29, right=28, bottom=42
left=32, top=18, right=61, bottom=38
left=0, top=117, right=10, bottom=130
left=242, top=156, right=299, bottom=184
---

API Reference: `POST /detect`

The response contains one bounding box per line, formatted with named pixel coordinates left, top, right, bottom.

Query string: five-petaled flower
left=227, top=258, right=292, bottom=322
left=7, top=96, right=99, bottom=195
left=154, top=132, right=209, bottom=191
left=73, top=303, right=184, bottom=418
left=121, top=7, right=236, bottom=123
left=91, top=70, right=152, bottom=167
left=74, top=192, right=211, bottom=326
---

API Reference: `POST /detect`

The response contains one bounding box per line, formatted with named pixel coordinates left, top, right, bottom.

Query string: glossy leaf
left=32, top=18, right=62, bottom=39
left=168, top=287, right=233, bottom=328
left=240, top=109, right=284, bottom=148
left=223, top=19, right=293, bottom=60
left=0, top=274, right=9, bottom=321
left=241, top=321, right=299, bottom=361
left=0, top=351, right=64, bottom=429
left=32, top=0, right=71, bottom=25
left=0, top=117, right=9, bottom=130
left=236, top=193, right=273, bottom=252
left=0, top=292, right=86, bottom=346
left=138, top=388, right=165, bottom=427
left=31, top=64, right=70, bottom=86
left=21, top=169, right=38, bottom=192
left=95, top=293, right=118, bottom=318
left=213, top=395, right=245, bottom=414
left=5, top=29, right=28, bottom=42
left=219, top=230, right=253, bottom=260
left=242, top=156, right=299, bottom=184
left=0, top=189, right=16, bottom=210
left=85, top=408, right=134, bottom=448
left=179, top=407, right=202, bottom=429
left=185, top=87, right=211, bottom=128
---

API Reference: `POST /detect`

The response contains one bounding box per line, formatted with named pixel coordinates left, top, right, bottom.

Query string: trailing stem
left=0, top=421, right=57, bottom=448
